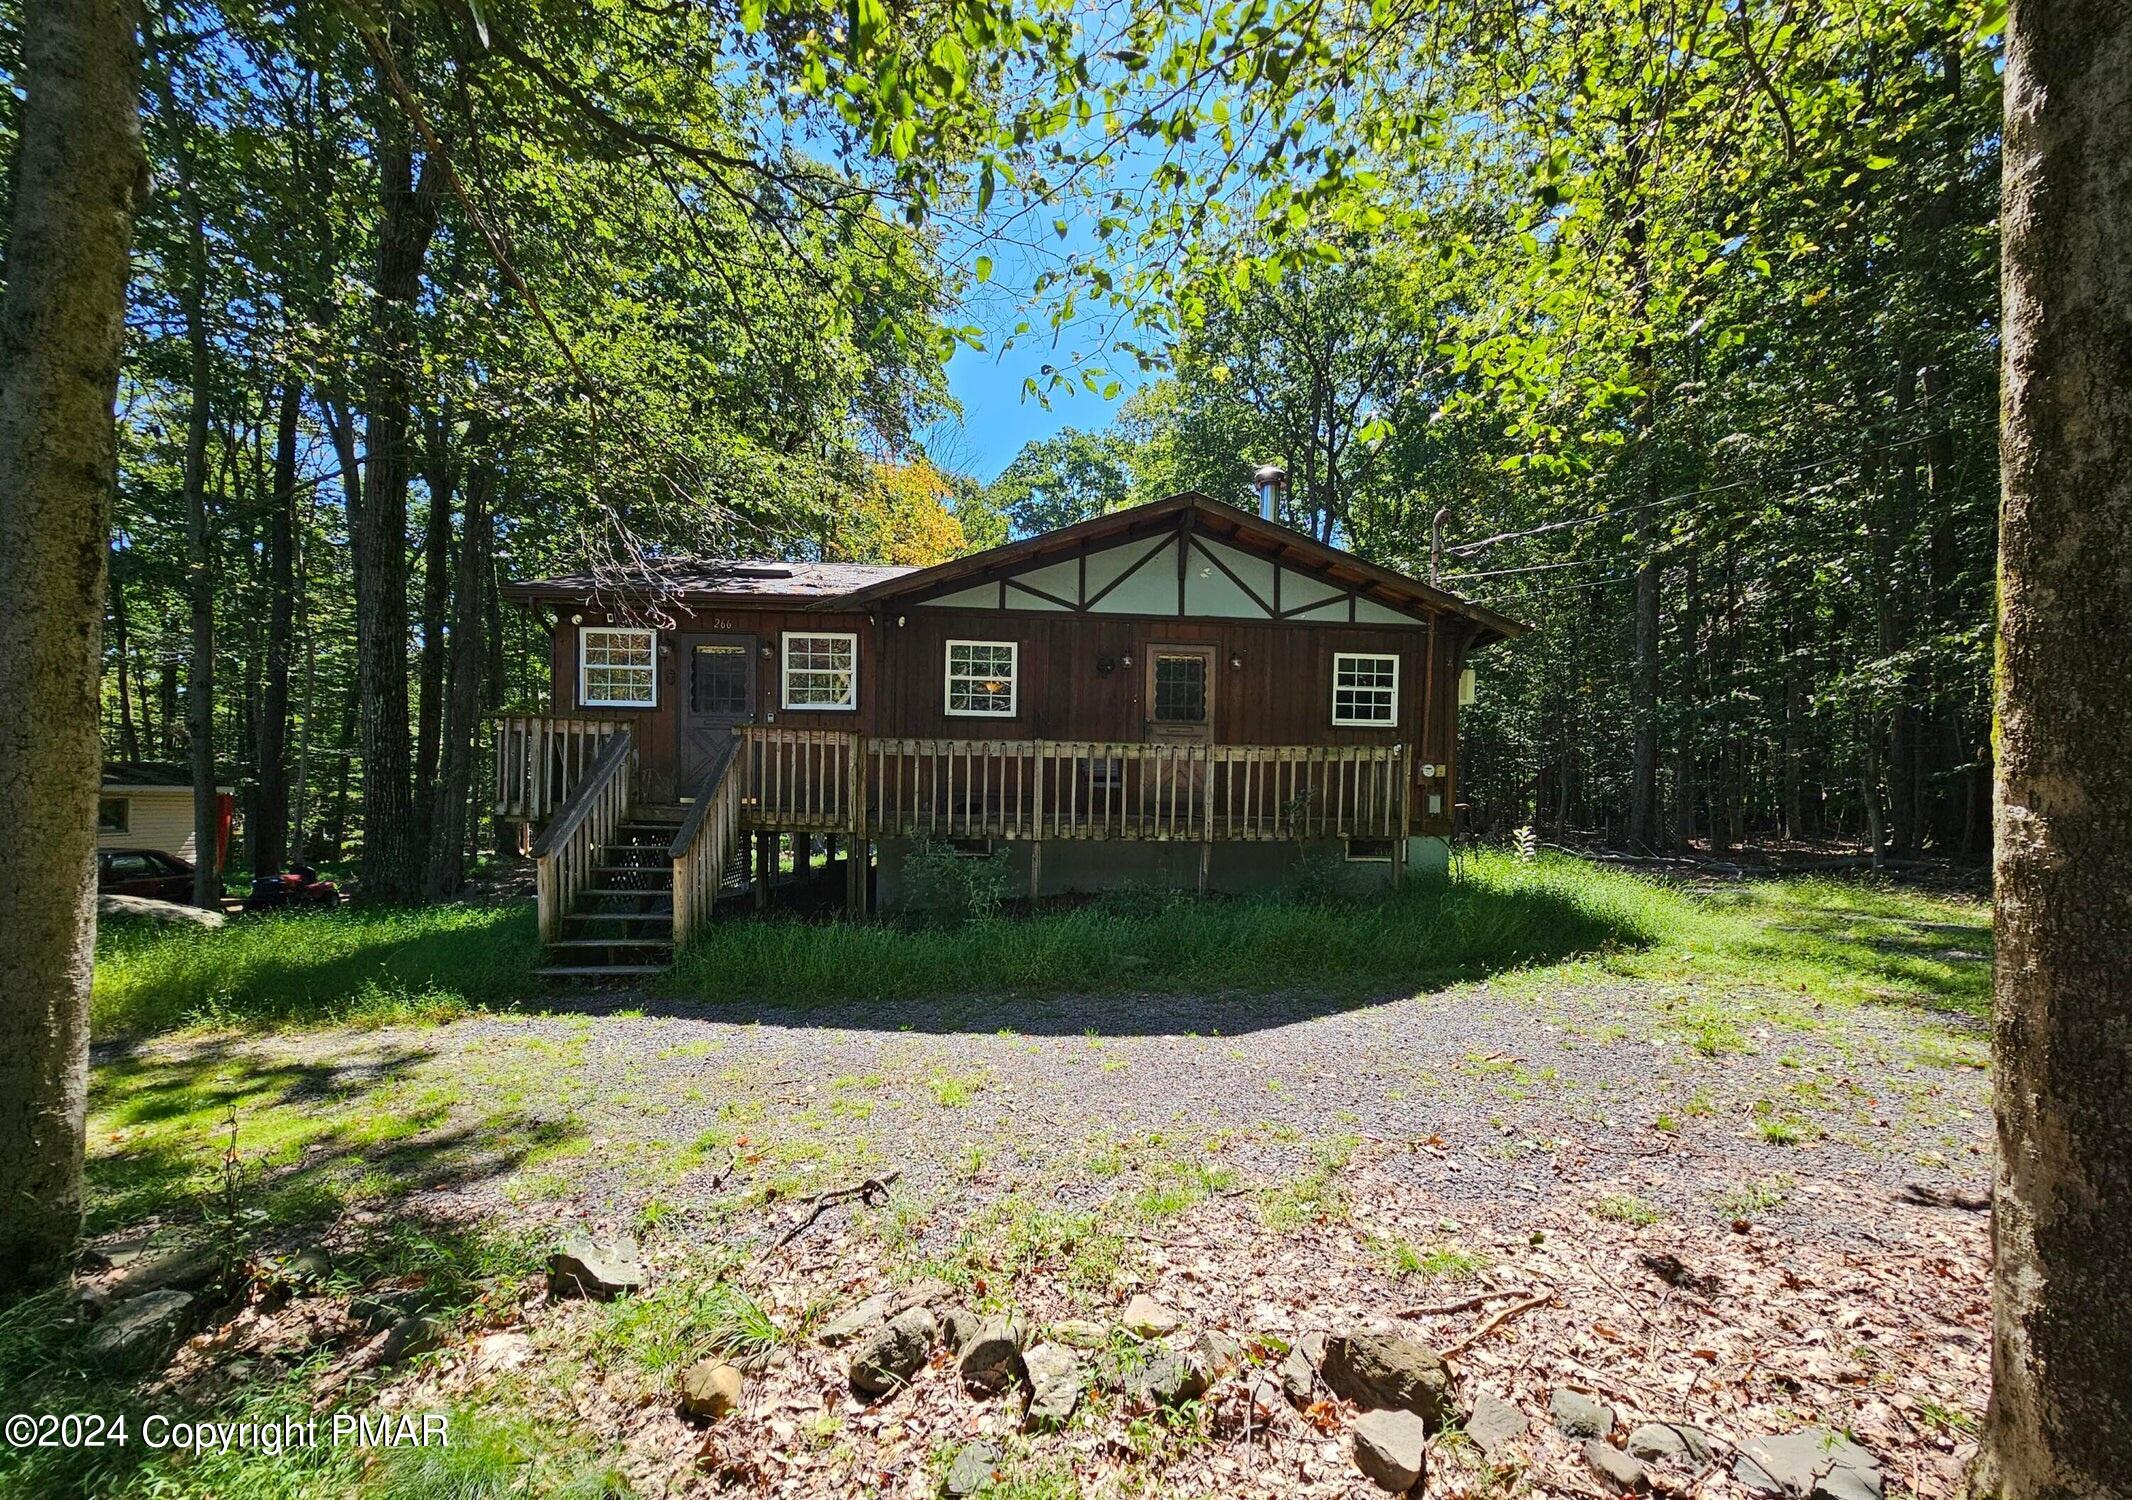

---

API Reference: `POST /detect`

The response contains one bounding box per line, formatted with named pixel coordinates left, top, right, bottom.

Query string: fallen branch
left=1441, top=1289, right=1555, bottom=1358
left=1395, top=1286, right=1537, bottom=1319
left=764, top=1171, right=901, bottom=1255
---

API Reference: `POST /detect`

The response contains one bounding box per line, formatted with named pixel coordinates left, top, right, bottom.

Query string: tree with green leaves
left=986, top=426, right=1139, bottom=536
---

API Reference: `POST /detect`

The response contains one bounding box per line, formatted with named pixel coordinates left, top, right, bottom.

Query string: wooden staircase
left=538, top=810, right=681, bottom=978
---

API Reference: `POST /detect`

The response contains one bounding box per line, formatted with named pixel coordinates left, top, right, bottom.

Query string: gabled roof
left=501, top=557, right=914, bottom=606
left=497, top=493, right=1528, bottom=644
left=103, top=763, right=236, bottom=792
left=830, top=492, right=1530, bottom=644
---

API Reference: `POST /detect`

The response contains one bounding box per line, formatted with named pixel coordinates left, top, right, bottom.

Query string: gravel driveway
left=220, top=969, right=1990, bottom=1240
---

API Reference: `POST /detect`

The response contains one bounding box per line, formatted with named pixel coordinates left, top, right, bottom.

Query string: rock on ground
left=1021, top=1343, right=1083, bottom=1433
left=944, top=1440, right=1002, bottom=1498
left=849, top=1307, right=937, bottom=1398
left=99, top=893, right=224, bottom=927
left=1550, top=1387, right=1616, bottom=1439
left=958, top=1314, right=1026, bottom=1394
left=1735, top=1429, right=1884, bottom=1500
left=1278, top=1329, right=1328, bottom=1404
left=1352, top=1408, right=1428, bottom=1493
left=547, top=1230, right=646, bottom=1300
left=1464, top=1389, right=1529, bottom=1457
left=1188, top=1328, right=1242, bottom=1383
left=817, top=1291, right=897, bottom=1346
left=1585, top=1439, right=1650, bottom=1492
left=85, top=1290, right=195, bottom=1373
left=1119, top=1293, right=1182, bottom=1338
left=1050, top=1317, right=1106, bottom=1349
left=678, top=1360, right=744, bottom=1420
left=1628, top=1420, right=1714, bottom=1464
left=104, top=1244, right=219, bottom=1301
left=1124, top=1348, right=1206, bottom=1408
left=938, top=1304, right=981, bottom=1353
left=1321, top=1334, right=1452, bottom=1426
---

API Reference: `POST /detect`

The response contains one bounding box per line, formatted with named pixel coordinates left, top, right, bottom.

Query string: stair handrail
left=671, top=736, right=749, bottom=946
left=533, top=727, right=637, bottom=943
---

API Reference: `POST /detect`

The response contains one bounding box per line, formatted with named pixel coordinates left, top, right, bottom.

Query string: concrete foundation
left=873, top=834, right=1450, bottom=913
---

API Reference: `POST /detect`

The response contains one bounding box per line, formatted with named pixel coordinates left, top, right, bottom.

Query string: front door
left=1146, top=644, right=1215, bottom=745
left=679, top=635, right=756, bottom=793
left=1145, top=644, right=1214, bottom=807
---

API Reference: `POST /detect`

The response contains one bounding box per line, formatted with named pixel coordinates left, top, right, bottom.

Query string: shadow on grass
left=1703, top=879, right=1993, bottom=1024
left=92, top=902, right=541, bottom=1037
left=0, top=1033, right=593, bottom=1498
left=598, top=858, right=1670, bottom=1036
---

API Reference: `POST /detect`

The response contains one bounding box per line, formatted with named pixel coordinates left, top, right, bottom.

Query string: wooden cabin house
left=495, top=487, right=1527, bottom=975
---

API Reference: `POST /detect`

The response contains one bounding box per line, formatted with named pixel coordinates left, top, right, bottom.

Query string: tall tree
left=351, top=19, right=441, bottom=904
left=252, top=378, right=301, bottom=875
left=1980, top=0, right=2132, bottom=1490
left=0, top=0, right=145, bottom=1291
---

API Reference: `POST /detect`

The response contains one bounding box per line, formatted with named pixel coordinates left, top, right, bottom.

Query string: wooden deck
left=497, top=717, right=1413, bottom=962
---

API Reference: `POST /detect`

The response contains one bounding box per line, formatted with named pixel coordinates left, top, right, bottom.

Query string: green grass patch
left=93, top=903, right=539, bottom=1036
left=1590, top=1193, right=1665, bottom=1226
left=1370, top=1236, right=1488, bottom=1279
left=665, top=852, right=1670, bottom=1006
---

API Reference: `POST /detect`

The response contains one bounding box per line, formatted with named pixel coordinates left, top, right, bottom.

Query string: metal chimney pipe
left=1431, top=507, right=1451, bottom=583
left=1253, top=464, right=1288, bottom=523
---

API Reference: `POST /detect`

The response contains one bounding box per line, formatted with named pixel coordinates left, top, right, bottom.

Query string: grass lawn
left=91, top=851, right=1990, bottom=1033
left=9, top=854, right=1991, bottom=1499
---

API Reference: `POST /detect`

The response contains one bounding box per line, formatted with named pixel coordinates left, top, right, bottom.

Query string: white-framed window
left=1332, top=652, right=1400, bottom=726
left=98, top=796, right=130, bottom=834
left=580, top=626, right=657, bottom=707
left=781, top=631, right=858, bottom=711
left=944, top=639, right=1018, bottom=717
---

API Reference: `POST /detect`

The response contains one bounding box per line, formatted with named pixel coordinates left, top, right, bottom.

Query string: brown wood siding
left=542, top=601, right=1467, bottom=832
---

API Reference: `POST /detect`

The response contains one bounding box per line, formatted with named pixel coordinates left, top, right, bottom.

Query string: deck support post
left=1030, top=839, right=1043, bottom=907
left=1197, top=838, right=1211, bottom=898
left=754, top=831, right=771, bottom=910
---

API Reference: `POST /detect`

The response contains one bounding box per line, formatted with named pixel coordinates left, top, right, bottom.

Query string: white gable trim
left=917, top=532, right=1429, bottom=625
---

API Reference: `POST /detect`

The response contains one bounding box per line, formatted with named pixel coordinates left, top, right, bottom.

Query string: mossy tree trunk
left=0, top=0, right=145, bottom=1291
left=1981, top=0, right=2132, bottom=1492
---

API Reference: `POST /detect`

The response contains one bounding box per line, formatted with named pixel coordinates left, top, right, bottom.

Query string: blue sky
left=925, top=197, right=1156, bottom=482
left=938, top=337, right=1135, bottom=482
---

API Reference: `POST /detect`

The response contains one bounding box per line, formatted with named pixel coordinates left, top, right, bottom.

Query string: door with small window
left=1144, top=644, right=1214, bottom=804
left=678, top=635, right=756, bottom=793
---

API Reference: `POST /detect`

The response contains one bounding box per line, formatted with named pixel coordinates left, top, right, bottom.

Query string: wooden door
left=679, top=635, right=756, bottom=794
left=1145, top=644, right=1214, bottom=811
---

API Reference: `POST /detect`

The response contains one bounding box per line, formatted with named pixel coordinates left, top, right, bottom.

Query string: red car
left=98, top=849, right=198, bottom=903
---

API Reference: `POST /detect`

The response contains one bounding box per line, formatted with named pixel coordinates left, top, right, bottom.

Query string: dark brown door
left=1146, top=644, right=1215, bottom=745
left=679, top=635, right=756, bottom=793
left=1145, top=644, right=1214, bottom=808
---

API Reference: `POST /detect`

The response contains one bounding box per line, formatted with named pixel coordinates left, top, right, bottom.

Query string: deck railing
left=670, top=741, right=750, bottom=944
left=531, top=729, right=637, bottom=943
left=742, top=727, right=859, bottom=831
left=493, top=713, right=627, bottom=822
left=736, top=727, right=1407, bottom=843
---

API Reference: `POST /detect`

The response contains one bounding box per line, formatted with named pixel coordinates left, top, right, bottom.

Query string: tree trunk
left=253, top=380, right=301, bottom=875
left=157, top=56, right=220, bottom=908
left=0, top=0, right=144, bottom=1294
left=1978, top=3, right=2132, bottom=1493
left=109, top=538, right=141, bottom=762
left=428, top=452, right=491, bottom=898
left=352, top=36, right=442, bottom=904
left=415, top=425, right=454, bottom=815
